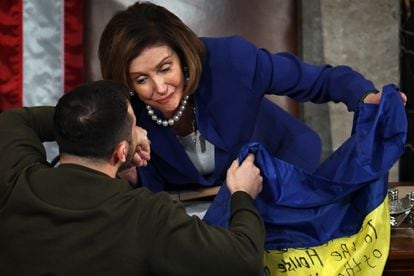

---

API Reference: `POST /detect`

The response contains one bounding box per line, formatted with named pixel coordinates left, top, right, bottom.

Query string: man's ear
left=112, top=141, right=128, bottom=165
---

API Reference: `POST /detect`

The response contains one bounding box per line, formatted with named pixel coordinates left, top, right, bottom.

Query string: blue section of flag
left=203, top=84, right=406, bottom=249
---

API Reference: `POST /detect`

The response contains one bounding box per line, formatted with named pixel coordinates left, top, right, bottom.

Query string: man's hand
left=226, top=154, right=263, bottom=199
left=133, top=126, right=151, bottom=167
left=117, top=126, right=151, bottom=185
left=117, top=166, right=139, bottom=184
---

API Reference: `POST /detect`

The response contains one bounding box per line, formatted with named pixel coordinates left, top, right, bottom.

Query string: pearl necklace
left=146, top=95, right=190, bottom=127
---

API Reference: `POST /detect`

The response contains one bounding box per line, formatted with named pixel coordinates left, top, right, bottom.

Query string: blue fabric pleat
left=203, top=84, right=407, bottom=249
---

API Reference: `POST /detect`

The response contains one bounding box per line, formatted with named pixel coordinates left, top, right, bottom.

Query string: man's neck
left=59, top=154, right=118, bottom=178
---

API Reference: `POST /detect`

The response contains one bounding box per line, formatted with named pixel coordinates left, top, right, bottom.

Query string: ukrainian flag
left=204, top=84, right=407, bottom=275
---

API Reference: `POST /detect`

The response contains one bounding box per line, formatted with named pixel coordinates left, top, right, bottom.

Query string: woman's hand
left=363, top=91, right=407, bottom=105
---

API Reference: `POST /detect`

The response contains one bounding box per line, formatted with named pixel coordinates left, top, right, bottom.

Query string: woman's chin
left=163, top=103, right=180, bottom=115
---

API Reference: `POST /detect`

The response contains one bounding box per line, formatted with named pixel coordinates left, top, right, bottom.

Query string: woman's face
left=129, top=45, right=185, bottom=117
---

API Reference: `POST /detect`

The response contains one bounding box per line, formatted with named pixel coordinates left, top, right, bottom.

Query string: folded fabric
left=203, top=83, right=406, bottom=249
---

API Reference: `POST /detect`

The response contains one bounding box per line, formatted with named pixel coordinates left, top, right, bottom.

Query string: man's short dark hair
left=54, top=80, right=133, bottom=160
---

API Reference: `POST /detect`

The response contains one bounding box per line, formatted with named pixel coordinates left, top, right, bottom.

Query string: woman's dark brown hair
left=98, top=1, right=205, bottom=96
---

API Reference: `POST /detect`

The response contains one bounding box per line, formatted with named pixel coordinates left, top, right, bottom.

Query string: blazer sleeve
left=209, top=36, right=377, bottom=112
left=146, top=191, right=265, bottom=276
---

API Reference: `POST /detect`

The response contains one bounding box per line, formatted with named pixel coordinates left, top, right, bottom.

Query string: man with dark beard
left=0, top=80, right=264, bottom=275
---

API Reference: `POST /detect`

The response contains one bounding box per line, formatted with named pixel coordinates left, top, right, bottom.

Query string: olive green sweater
left=0, top=107, right=264, bottom=276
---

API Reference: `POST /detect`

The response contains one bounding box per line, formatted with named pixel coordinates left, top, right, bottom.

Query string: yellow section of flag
left=263, top=197, right=390, bottom=276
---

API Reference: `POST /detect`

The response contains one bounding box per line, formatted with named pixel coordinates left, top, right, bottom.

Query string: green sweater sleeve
left=145, top=191, right=265, bottom=276
left=0, top=107, right=55, bottom=197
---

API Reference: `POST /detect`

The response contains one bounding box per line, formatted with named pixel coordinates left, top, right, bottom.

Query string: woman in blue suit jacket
left=98, top=2, right=406, bottom=193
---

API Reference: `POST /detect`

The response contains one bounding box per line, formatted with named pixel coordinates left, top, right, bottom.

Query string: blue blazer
left=133, top=36, right=377, bottom=192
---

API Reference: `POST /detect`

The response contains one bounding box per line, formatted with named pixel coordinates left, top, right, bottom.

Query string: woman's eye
left=136, top=77, right=146, bottom=84
left=160, top=65, right=171, bottom=72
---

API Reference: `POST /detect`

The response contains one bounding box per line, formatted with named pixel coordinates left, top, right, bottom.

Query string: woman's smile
left=155, top=92, right=174, bottom=105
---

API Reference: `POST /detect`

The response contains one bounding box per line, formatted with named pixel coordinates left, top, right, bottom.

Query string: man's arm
left=146, top=155, right=264, bottom=276
left=0, top=107, right=55, bottom=197
left=146, top=192, right=264, bottom=276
